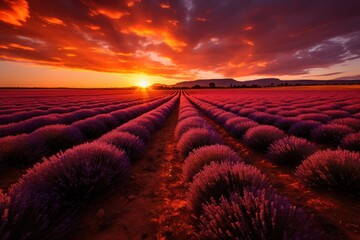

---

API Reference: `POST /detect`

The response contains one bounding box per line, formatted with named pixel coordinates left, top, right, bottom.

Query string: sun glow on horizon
left=138, top=79, right=150, bottom=88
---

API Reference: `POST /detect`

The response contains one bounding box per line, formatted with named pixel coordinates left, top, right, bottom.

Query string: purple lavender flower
left=1, top=189, right=76, bottom=240
left=228, top=120, right=259, bottom=139
left=32, top=124, right=84, bottom=155
left=288, top=120, right=321, bottom=139
left=73, top=118, right=108, bottom=140
left=248, top=112, right=279, bottom=125
left=267, top=136, right=317, bottom=166
left=295, top=149, right=360, bottom=194
left=175, top=117, right=211, bottom=140
left=188, top=161, right=270, bottom=217
left=243, top=125, right=285, bottom=152
left=99, top=131, right=145, bottom=161
left=323, top=110, right=351, bottom=119
left=117, top=122, right=152, bottom=142
left=11, top=142, right=131, bottom=205
left=273, top=117, right=299, bottom=131
left=311, top=124, right=354, bottom=147
left=298, top=113, right=331, bottom=123
left=198, top=189, right=320, bottom=240
left=177, top=128, right=222, bottom=158
left=330, top=117, right=360, bottom=131
left=340, top=132, right=360, bottom=152
left=215, top=112, right=238, bottom=125
left=182, top=144, right=242, bottom=182
left=0, top=134, right=46, bottom=165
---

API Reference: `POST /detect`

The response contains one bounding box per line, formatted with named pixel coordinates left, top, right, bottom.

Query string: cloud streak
left=0, top=0, right=359, bottom=82
left=0, top=0, right=29, bottom=26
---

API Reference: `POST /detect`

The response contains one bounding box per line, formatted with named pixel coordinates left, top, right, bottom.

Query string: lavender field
left=0, top=88, right=359, bottom=240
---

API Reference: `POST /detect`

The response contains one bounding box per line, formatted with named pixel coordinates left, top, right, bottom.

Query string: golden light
left=138, top=79, right=150, bottom=88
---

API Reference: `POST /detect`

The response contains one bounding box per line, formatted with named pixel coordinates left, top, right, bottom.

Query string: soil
left=194, top=101, right=360, bottom=240
left=70, top=103, right=196, bottom=240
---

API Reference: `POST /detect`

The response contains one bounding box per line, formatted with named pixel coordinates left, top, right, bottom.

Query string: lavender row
left=189, top=94, right=360, bottom=159
left=0, top=94, right=176, bottom=168
left=0, top=96, right=144, bottom=125
left=188, top=95, right=360, bottom=196
left=175, top=94, right=319, bottom=239
left=0, top=94, right=167, bottom=137
left=0, top=90, right=170, bottom=115
left=0, top=94, right=179, bottom=239
left=191, top=90, right=360, bottom=118
left=191, top=94, right=360, bottom=152
left=0, top=94, right=127, bottom=115
left=192, top=95, right=360, bottom=151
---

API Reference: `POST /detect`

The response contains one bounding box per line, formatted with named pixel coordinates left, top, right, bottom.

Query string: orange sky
left=0, top=0, right=360, bottom=87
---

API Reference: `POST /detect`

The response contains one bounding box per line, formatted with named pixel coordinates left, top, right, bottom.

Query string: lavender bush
left=216, top=112, right=237, bottom=125
left=0, top=134, right=46, bottom=165
left=353, top=112, right=360, bottom=119
left=73, top=118, right=108, bottom=140
left=182, top=144, right=242, bottom=182
left=198, top=189, right=319, bottom=240
left=340, top=132, right=360, bottom=152
left=238, top=108, right=256, bottom=117
left=342, top=104, right=360, bottom=114
left=0, top=190, right=75, bottom=240
left=224, top=117, right=252, bottom=130
left=265, top=107, right=281, bottom=114
left=145, top=112, right=166, bottom=127
left=330, top=117, right=360, bottom=131
left=92, top=114, right=119, bottom=129
left=110, top=109, right=132, bottom=123
left=227, top=120, right=259, bottom=139
left=32, top=124, right=84, bottom=155
left=188, top=161, right=270, bottom=216
left=0, top=109, right=45, bottom=124
left=0, top=115, right=59, bottom=137
left=99, top=131, right=145, bottom=161
left=175, top=117, right=211, bottom=140
left=295, top=149, right=360, bottom=194
left=243, top=125, right=285, bottom=152
left=273, top=117, right=298, bottom=131
left=311, top=124, right=354, bottom=147
left=298, top=113, right=331, bottom=123
left=267, top=136, right=317, bottom=166
left=222, top=103, right=236, bottom=111
left=248, top=112, right=279, bottom=125
left=277, top=110, right=301, bottom=117
left=288, top=120, right=321, bottom=139
left=178, top=110, right=200, bottom=121
left=131, top=117, right=157, bottom=132
left=323, top=110, right=351, bottom=119
left=12, top=142, right=131, bottom=205
left=177, top=128, right=223, bottom=158
left=229, top=106, right=241, bottom=112
left=118, top=123, right=152, bottom=142
left=60, top=109, right=96, bottom=123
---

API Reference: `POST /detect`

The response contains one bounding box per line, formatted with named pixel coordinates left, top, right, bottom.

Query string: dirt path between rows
left=70, top=103, right=196, bottom=240
left=191, top=100, right=360, bottom=240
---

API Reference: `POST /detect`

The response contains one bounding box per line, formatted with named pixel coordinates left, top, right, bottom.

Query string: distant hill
left=168, top=78, right=360, bottom=88
left=172, top=78, right=240, bottom=88
left=237, top=78, right=282, bottom=87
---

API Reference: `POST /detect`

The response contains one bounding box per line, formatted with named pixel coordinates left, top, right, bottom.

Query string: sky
left=0, top=0, right=360, bottom=88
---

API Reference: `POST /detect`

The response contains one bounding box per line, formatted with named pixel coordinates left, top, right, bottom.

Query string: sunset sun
left=138, top=80, right=150, bottom=88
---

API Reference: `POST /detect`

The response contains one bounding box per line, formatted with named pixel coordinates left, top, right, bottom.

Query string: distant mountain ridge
left=168, top=78, right=360, bottom=88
